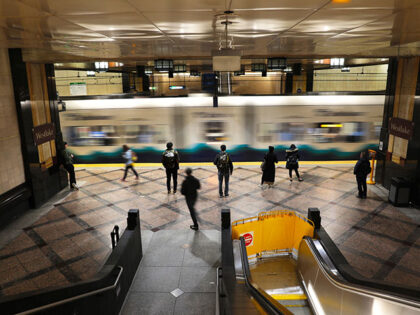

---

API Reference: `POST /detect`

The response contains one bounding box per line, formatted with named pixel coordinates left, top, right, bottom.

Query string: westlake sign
left=389, top=117, right=414, bottom=140
left=33, top=123, right=55, bottom=145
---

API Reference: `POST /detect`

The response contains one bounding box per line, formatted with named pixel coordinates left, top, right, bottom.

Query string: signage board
left=33, top=123, right=55, bottom=145
left=389, top=117, right=414, bottom=140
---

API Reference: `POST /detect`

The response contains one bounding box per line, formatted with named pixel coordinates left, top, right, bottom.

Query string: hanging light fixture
left=94, top=61, right=109, bottom=72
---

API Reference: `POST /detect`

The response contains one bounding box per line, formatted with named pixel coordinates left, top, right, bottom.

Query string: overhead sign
left=70, top=82, right=87, bottom=96
left=389, top=117, right=414, bottom=140
left=33, top=123, right=55, bottom=145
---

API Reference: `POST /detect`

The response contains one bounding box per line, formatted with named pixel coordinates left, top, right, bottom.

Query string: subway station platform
left=0, top=165, right=419, bottom=311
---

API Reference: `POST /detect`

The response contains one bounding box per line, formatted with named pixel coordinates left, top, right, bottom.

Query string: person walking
left=162, top=142, right=180, bottom=194
left=286, top=144, right=303, bottom=182
left=181, top=168, right=201, bottom=231
left=261, top=146, right=278, bottom=187
left=354, top=151, right=371, bottom=198
left=121, top=145, right=139, bottom=181
left=214, top=144, right=233, bottom=198
left=61, top=142, right=79, bottom=190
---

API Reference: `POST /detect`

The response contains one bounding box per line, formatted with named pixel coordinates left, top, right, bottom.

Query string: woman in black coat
left=286, top=144, right=303, bottom=182
left=261, top=146, right=278, bottom=187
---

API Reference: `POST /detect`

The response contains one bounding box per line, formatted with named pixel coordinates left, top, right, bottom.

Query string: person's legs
left=361, top=177, right=367, bottom=198
left=166, top=168, right=171, bottom=192
left=65, top=164, right=76, bottom=186
left=294, top=168, right=302, bottom=180
left=131, top=166, right=138, bottom=178
left=122, top=165, right=129, bottom=180
left=224, top=173, right=230, bottom=196
left=288, top=168, right=293, bottom=180
left=172, top=168, right=178, bottom=193
left=186, top=196, right=198, bottom=228
left=356, top=177, right=363, bottom=197
left=218, top=171, right=224, bottom=197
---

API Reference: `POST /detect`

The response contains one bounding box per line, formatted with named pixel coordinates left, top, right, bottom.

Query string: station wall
left=0, top=49, right=25, bottom=195
left=55, top=70, right=123, bottom=97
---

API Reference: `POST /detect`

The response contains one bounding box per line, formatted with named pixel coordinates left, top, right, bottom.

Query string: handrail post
left=367, top=149, right=376, bottom=185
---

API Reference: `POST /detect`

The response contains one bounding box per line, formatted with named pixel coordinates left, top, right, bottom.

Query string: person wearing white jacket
left=121, top=144, right=139, bottom=181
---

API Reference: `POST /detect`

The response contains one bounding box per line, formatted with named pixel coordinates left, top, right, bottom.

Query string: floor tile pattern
left=0, top=166, right=419, bottom=298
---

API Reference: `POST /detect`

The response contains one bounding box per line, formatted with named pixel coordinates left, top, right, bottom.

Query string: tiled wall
left=314, top=64, right=388, bottom=92
left=55, top=70, right=123, bottom=96
left=0, top=49, right=25, bottom=194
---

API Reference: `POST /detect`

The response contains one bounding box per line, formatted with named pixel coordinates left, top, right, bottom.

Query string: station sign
left=33, top=123, right=55, bottom=145
left=389, top=117, right=414, bottom=140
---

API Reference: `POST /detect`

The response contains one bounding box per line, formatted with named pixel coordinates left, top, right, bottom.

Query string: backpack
left=287, top=153, right=298, bottom=164
left=164, top=150, right=176, bottom=169
left=218, top=152, right=230, bottom=171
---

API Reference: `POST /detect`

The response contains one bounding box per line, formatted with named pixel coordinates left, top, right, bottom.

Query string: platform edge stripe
left=271, top=294, right=307, bottom=300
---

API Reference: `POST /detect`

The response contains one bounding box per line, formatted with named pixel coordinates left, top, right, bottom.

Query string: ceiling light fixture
left=94, top=61, right=109, bottom=72
left=330, top=58, right=345, bottom=68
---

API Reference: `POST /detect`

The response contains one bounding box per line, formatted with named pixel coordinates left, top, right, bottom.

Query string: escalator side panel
left=298, top=239, right=420, bottom=315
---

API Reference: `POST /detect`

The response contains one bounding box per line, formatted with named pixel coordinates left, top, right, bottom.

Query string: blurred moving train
left=59, top=95, right=384, bottom=163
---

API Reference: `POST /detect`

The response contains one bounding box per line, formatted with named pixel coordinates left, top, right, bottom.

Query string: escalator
left=218, top=209, right=420, bottom=315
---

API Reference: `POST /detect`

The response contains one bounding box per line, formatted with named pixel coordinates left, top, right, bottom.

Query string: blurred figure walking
left=162, top=142, right=180, bottom=193
left=181, top=168, right=201, bottom=231
left=62, top=142, right=78, bottom=190
left=121, top=145, right=138, bottom=181
left=214, top=144, right=233, bottom=198
left=354, top=151, right=371, bottom=198
left=261, top=146, right=278, bottom=187
left=286, top=144, right=303, bottom=182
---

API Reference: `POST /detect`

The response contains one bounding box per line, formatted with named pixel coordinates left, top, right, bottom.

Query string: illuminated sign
left=169, top=85, right=185, bottom=90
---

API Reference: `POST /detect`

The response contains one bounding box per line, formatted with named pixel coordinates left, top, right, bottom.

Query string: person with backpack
left=354, top=151, right=371, bottom=198
left=61, top=142, right=79, bottom=190
left=121, top=144, right=139, bottom=181
left=162, top=142, right=180, bottom=194
left=181, top=168, right=201, bottom=231
left=286, top=144, right=303, bottom=182
left=214, top=144, right=233, bottom=198
left=261, top=146, right=278, bottom=187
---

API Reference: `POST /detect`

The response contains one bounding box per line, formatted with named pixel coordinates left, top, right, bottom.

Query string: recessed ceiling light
left=323, top=26, right=330, bottom=32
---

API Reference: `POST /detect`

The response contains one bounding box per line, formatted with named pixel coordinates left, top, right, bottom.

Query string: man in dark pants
left=62, top=142, right=78, bottom=190
left=162, top=142, right=180, bottom=194
left=181, top=168, right=201, bottom=230
left=354, top=151, right=371, bottom=198
left=214, top=144, right=233, bottom=198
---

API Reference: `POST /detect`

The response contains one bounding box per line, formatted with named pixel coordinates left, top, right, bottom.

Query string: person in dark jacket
left=162, top=142, right=180, bottom=194
left=354, top=151, right=371, bottom=198
left=261, top=146, right=278, bottom=187
left=286, top=144, right=303, bottom=182
left=214, top=144, right=233, bottom=198
left=181, top=168, right=201, bottom=230
left=62, top=142, right=78, bottom=190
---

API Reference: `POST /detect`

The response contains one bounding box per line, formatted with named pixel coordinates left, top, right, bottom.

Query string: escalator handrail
left=303, top=237, right=420, bottom=309
left=239, top=237, right=293, bottom=315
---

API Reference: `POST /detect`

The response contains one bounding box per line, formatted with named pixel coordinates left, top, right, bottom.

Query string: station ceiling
left=1, top=0, right=420, bottom=63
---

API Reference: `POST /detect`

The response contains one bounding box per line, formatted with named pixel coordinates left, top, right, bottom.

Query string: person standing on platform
left=214, top=144, right=233, bottom=198
left=353, top=151, right=371, bottom=199
left=181, top=168, right=201, bottom=231
left=261, top=146, right=278, bottom=187
left=121, top=144, right=139, bottom=181
left=62, top=142, right=79, bottom=190
left=286, top=144, right=303, bottom=182
left=162, top=142, right=180, bottom=194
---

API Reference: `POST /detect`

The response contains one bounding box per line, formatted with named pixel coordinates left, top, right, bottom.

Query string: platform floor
left=0, top=165, right=419, bottom=299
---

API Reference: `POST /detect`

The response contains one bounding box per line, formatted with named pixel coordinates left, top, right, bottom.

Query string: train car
left=59, top=95, right=384, bottom=163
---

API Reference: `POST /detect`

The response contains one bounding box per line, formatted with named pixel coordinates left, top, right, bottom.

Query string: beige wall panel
left=388, top=134, right=394, bottom=153
left=393, top=136, right=408, bottom=159
left=55, top=70, right=122, bottom=96
left=0, top=49, right=25, bottom=195
left=313, top=65, right=388, bottom=92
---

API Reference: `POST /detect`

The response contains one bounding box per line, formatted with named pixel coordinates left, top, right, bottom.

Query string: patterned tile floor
left=0, top=165, right=419, bottom=298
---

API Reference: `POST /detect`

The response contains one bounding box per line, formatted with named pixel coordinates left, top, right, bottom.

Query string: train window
left=202, top=121, right=227, bottom=143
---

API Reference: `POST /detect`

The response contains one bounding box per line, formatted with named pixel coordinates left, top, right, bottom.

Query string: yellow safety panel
left=232, top=210, right=314, bottom=258
left=271, top=294, right=307, bottom=300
